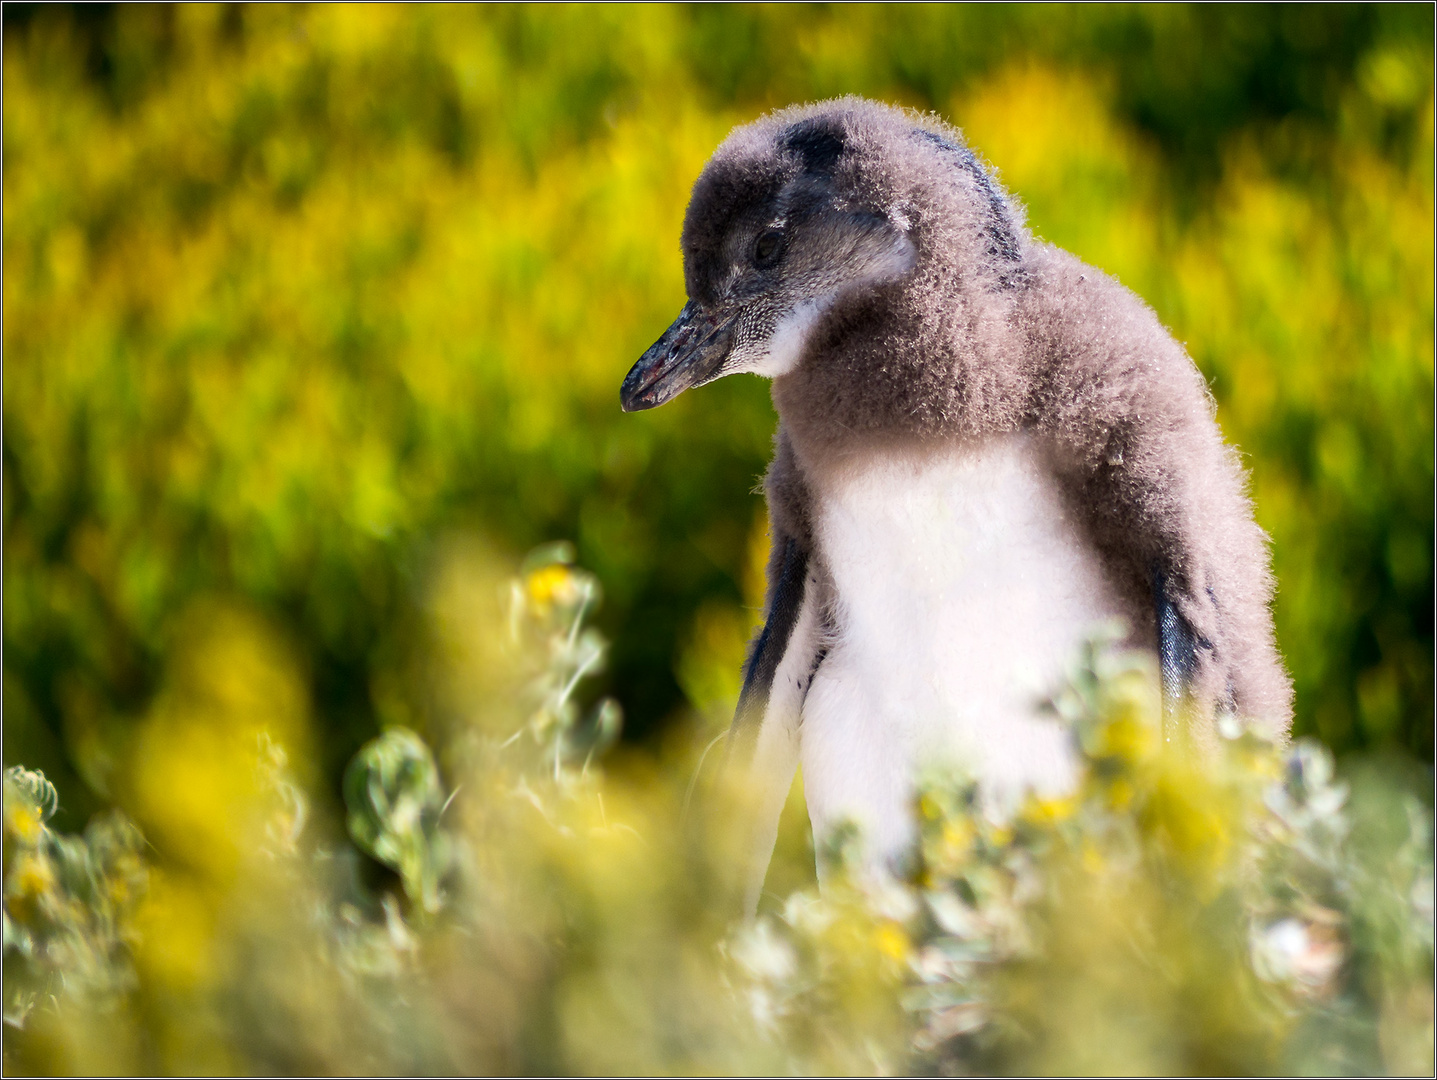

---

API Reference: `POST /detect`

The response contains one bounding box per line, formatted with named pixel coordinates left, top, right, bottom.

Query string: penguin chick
left=621, top=97, right=1292, bottom=905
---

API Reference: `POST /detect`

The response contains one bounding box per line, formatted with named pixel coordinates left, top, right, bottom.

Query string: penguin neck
left=770, top=287, right=1030, bottom=470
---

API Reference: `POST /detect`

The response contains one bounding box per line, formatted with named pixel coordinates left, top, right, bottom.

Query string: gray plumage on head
left=624, top=95, right=1291, bottom=748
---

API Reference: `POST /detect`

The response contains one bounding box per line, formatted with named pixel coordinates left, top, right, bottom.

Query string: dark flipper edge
left=1154, top=566, right=1195, bottom=708
left=1153, top=564, right=1216, bottom=735
left=730, top=536, right=809, bottom=753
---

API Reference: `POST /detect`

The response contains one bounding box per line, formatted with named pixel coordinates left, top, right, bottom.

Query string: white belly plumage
left=800, top=433, right=1125, bottom=864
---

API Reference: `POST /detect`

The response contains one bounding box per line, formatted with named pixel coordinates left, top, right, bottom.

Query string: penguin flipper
left=1152, top=564, right=1215, bottom=730
left=731, top=534, right=811, bottom=751
left=727, top=531, right=822, bottom=915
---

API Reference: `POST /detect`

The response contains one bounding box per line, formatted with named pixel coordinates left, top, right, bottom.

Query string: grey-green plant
left=3, top=553, right=1431, bottom=1075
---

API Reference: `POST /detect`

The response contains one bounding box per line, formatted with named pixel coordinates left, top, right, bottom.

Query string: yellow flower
left=11, top=852, right=54, bottom=900
left=1094, top=713, right=1156, bottom=765
left=5, top=804, right=41, bottom=844
left=941, top=820, right=974, bottom=859
left=1142, top=768, right=1232, bottom=884
left=525, top=564, right=579, bottom=611
left=1025, top=794, right=1079, bottom=826
left=983, top=822, right=1014, bottom=849
left=874, top=922, right=911, bottom=962
left=1105, top=778, right=1136, bottom=811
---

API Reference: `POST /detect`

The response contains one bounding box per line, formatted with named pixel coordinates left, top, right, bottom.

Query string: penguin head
left=620, top=97, right=1026, bottom=413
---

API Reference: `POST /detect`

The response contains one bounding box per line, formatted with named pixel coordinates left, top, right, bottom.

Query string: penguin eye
left=753, top=228, right=784, bottom=267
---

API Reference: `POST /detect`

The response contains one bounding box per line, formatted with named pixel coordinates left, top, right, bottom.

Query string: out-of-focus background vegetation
left=2, top=5, right=1432, bottom=1074
left=5, top=5, right=1433, bottom=831
left=4, top=3, right=1434, bottom=818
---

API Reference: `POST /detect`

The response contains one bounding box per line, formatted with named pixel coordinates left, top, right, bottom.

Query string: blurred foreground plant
left=727, top=632, right=1434, bottom=1075
left=3, top=767, right=147, bottom=1030
left=4, top=558, right=1432, bottom=1074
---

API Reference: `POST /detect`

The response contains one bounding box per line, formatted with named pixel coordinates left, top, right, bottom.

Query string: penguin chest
left=800, top=433, right=1126, bottom=860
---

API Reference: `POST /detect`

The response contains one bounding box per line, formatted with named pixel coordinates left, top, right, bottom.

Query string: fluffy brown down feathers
left=691, top=97, right=1293, bottom=740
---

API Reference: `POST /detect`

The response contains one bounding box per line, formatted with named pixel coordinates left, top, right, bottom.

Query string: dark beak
left=620, top=301, right=735, bottom=412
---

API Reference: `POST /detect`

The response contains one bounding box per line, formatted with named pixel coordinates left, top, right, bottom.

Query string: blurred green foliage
left=3, top=560, right=1430, bottom=1073
left=2, top=2, right=1432, bottom=843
